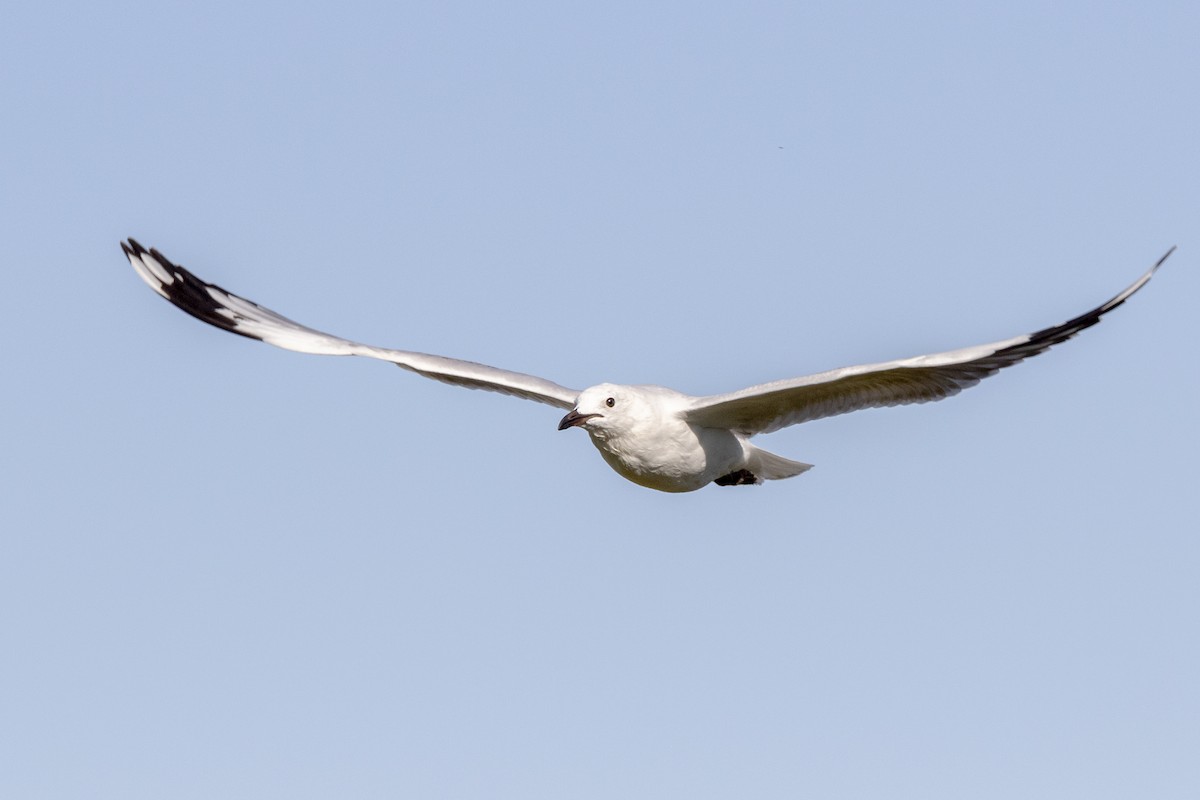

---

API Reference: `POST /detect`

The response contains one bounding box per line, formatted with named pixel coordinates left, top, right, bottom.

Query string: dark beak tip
left=558, top=410, right=596, bottom=431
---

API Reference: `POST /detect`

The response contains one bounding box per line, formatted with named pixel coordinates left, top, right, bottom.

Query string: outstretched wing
left=123, top=239, right=580, bottom=410
left=684, top=249, right=1173, bottom=436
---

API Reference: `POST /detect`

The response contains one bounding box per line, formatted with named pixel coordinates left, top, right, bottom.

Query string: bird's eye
left=605, top=397, right=616, bottom=408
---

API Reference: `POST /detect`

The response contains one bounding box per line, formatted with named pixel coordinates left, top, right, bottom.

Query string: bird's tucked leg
left=713, top=469, right=760, bottom=486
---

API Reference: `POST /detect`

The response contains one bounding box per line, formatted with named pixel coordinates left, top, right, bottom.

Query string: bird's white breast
left=584, top=386, right=745, bottom=492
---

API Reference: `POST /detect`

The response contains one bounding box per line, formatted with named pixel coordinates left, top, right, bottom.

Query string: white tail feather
left=746, top=446, right=813, bottom=482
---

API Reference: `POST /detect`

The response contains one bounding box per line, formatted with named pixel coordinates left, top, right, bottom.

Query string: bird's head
left=558, top=383, right=635, bottom=439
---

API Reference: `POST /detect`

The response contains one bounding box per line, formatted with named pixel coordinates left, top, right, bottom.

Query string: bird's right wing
left=683, top=249, right=1172, bottom=436
left=123, top=239, right=580, bottom=410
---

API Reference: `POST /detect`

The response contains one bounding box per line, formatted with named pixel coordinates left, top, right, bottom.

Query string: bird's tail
left=745, top=446, right=813, bottom=482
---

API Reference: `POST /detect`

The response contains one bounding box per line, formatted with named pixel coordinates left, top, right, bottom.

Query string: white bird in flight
left=123, top=240, right=1172, bottom=492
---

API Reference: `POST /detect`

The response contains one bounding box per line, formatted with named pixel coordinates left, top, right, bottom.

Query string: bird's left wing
left=683, top=249, right=1172, bottom=436
left=123, top=239, right=580, bottom=409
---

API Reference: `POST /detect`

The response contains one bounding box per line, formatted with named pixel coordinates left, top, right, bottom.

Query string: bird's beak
left=558, top=410, right=599, bottom=431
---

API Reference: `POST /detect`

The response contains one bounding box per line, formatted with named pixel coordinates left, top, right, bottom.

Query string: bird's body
left=122, top=239, right=1172, bottom=493
left=581, top=385, right=716, bottom=492
left=561, top=384, right=811, bottom=492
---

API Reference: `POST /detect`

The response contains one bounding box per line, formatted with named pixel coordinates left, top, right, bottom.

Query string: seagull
left=123, top=239, right=1172, bottom=492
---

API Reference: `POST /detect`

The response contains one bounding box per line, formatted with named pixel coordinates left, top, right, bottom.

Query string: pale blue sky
left=2, top=2, right=1198, bottom=798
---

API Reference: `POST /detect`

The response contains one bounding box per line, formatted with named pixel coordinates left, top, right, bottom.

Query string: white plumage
left=123, top=239, right=1171, bottom=492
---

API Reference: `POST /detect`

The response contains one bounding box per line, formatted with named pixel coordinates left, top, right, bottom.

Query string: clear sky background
left=2, top=2, right=1198, bottom=798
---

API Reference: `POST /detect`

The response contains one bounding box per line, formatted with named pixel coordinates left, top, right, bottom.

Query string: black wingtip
left=996, top=247, right=1173, bottom=360
left=1154, top=245, right=1177, bottom=271
left=122, top=238, right=266, bottom=343
left=148, top=246, right=178, bottom=271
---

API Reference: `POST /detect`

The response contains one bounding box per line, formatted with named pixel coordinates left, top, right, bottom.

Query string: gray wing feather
left=123, top=239, right=580, bottom=410
left=684, top=249, right=1173, bottom=436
